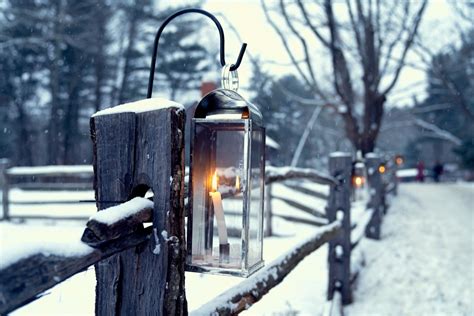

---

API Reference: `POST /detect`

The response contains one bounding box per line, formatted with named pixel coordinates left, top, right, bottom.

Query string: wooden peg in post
left=90, top=100, right=186, bottom=316
left=365, top=153, right=383, bottom=240
left=326, top=152, right=352, bottom=305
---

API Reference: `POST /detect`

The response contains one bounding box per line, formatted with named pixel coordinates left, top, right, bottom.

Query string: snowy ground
left=1, top=182, right=473, bottom=315
left=347, top=183, right=474, bottom=316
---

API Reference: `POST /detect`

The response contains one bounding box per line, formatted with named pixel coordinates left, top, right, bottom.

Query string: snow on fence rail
left=193, top=221, right=342, bottom=315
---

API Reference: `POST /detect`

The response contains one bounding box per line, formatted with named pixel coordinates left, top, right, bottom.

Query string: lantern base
left=185, top=259, right=264, bottom=278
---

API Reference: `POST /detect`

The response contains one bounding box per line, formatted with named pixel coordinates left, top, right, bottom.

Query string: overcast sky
left=164, top=0, right=464, bottom=107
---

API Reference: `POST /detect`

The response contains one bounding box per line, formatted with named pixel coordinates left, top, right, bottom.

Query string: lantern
left=186, top=87, right=265, bottom=277
left=352, top=160, right=368, bottom=201
left=378, top=163, right=386, bottom=174
left=394, top=155, right=404, bottom=166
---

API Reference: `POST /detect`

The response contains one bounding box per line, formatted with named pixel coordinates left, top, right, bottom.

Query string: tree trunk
left=48, top=0, right=64, bottom=165
left=117, top=3, right=140, bottom=104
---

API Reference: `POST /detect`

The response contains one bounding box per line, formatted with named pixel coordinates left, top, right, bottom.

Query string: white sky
left=165, top=0, right=463, bottom=107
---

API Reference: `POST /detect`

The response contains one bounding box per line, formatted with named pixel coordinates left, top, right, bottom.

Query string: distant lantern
left=186, top=71, right=265, bottom=277
left=352, top=160, right=368, bottom=201
left=394, top=155, right=404, bottom=166
left=378, top=163, right=387, bottom=174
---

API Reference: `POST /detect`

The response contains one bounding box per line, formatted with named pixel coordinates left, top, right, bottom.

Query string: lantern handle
left=147, top=8, right=248, bottom=98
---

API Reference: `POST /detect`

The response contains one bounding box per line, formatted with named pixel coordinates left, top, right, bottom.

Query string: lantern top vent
left=194, top=89, right=263, bottom=124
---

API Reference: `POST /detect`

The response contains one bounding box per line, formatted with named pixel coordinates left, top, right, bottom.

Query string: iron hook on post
left=147, top=8, right=248, bottom=99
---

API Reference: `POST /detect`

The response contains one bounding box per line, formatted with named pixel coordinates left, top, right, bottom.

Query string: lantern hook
left=147, top=8, right=247, bottom=98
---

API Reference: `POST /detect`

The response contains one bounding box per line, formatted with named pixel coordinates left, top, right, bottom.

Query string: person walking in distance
left=416, top=160, right=425, bottom=182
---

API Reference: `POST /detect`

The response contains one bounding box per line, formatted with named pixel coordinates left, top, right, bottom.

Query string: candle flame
left=211, top=171, right=218, bottom=192
left=354, top=176, right=364, bottom=188
left=235, top=175, right=240, bottom=190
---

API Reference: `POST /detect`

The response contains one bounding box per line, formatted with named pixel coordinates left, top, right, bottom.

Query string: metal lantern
left=352, top=160, right=368, bottom=201
left=186, top=86, right=266, bottom=277
left=394, top=154, right=404, bottom=166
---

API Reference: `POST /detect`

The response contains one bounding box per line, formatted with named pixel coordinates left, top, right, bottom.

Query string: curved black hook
left=147, top=8, right=247, bottom=98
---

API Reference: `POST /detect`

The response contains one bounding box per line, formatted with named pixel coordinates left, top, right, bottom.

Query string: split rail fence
left=0, top=106, right=397, bottom=315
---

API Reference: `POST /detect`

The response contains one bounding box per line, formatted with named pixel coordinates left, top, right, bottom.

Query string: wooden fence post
left=365, top=154, right=383, bottom=240
left=264, top=182, right=273, bottom=237
left=0, top=159, right=10, bottom=221
left=326, top=152, right=352, bottom=305
left=392, top=162, right=399, bottom=196
left=90, top=103, right=186, bottom=315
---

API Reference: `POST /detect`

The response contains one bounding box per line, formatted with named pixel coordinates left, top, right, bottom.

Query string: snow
left=396, top=168, right=418, bottom=177
left=192, top=221, right=341, bottom=315
left=92, top=98, right=184, bottom=117
left=89, top=197, right=153, bottom=225
left=364, top=152, right=378, bottom=158
left=205, top=113, right=242, bottom=119
left=7, top=165, right=93, bottom=176
left=337, top=105, right=348, bottom=114
left=3, top=183, right=472, bottom=315
left=330, top=152, right=351, bottom=158
left=0, top=223, right=93, bottom=270
left=346, top=183, right=474, bottom=315
left=265, top=135, right=280, bottom=150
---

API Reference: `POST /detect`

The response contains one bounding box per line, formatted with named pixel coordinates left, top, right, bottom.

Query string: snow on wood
left=329, top=152, right=352, bottom=158
left=92, top=98, right=184, bottom=117
left=0, top=236, right=93, bottom=271
left=396, top=168, right=418, bottom=177
left=265, top=135, right=280, bottom=149
left=89, top=197, right=152, bottom=225
left=191, top=221, right=342, bottom=315
left=7, top=165, right=93, bottom=177
left=364, top=152, right=378, bottom=158
left=265, top=166, right=338, bottom=186
left=82, top=197, right=153, bottom=246
left=0, top=227, right=152, bottom=314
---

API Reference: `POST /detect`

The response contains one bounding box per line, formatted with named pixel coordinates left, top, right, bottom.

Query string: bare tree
left=262, top=0, right=427, bottom=154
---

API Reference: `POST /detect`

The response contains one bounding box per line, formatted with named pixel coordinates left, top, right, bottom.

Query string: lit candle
left=209, top=171, right=229, bottom=261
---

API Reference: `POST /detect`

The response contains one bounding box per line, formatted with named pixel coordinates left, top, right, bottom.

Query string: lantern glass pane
left=188, top=120, right=248, bottom=274
left=247, top=124, right=265, bottom=268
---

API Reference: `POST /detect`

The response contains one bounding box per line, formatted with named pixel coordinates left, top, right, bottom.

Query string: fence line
left=0, top=105, right=396, bottom=315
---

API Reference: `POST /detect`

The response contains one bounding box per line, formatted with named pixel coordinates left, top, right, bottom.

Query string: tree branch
left=381, top=0, right=428, bottom=96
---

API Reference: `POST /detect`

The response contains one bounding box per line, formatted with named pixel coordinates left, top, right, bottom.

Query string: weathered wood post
left=326, top=152, right=352, bottom=305
left=264, top=182, right=273, bottom=237
left=90, top=101, right=186, bottom=315
left=365, top=153, right=383, bottom=240
left=0, top=159, right=10, bottom=221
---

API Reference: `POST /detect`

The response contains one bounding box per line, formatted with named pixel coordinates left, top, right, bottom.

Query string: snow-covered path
left=347, top=183, right=474, bottom=316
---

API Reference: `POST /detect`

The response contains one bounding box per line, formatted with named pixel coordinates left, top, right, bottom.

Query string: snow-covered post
left=365, top=153, right=383, bottom=240
left=326, top=152, right=352, bottom=304
left=264, top=182, right=273, bottom=237
left=90, top=100, right=186, bottom=315
left=0, top=158, right=10, bottom=221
